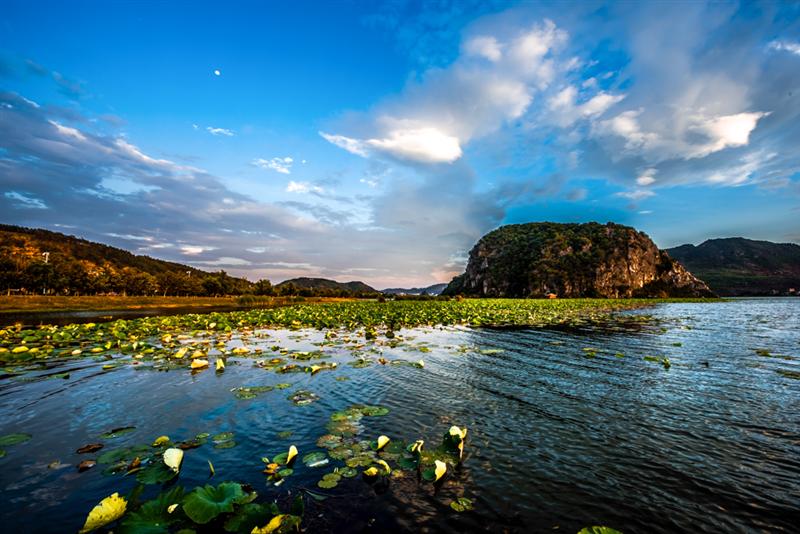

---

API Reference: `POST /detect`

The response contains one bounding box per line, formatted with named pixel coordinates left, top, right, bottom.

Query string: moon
left=214, top=69, right=221, bottom=76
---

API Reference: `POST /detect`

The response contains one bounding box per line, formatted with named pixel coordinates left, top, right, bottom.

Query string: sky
left=1, top=0, right=799, bottom=288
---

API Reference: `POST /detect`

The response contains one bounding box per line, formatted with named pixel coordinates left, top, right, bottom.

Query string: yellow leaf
left=287, top=445, right=298, bottom=464
left=417, top=359, right=425, bottom=368
left=376, top=435, right=390, bottom=450
left=12, top=345, right=30, bottom=353
left=232, top=346, right=250, bottom=354
left=190, top=359, right=209, bottom=369
left=434, top=460, right=447, bottom=482
left=376, top=459, right=391, bottom=474
left=173, top=347, right=188, bottom=359
left=163, top=448, right=183, bottom=473
left=363, top=467, right=379, bottom=477
left=167, top=504, right=178, bottom=514
left=152, top=435, right=170, bottom=447
left=208, top=459, right=215, bottom=477
left=190, top=350, right=206, bottom=359
left=72, top=349, right=83, bottom=355
left=410, top=440, right=424, bottom=453
left=449, top=426, right=467, bottom=440
left=79, top=492, right=127, bottom=533
left=252, top=514, right=288, bottom=534
left=215, top=358, right=225, bottom=372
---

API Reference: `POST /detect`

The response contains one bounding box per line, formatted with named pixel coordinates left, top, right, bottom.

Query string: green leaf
left=223, top=503, right=275, bottom=533
left=182, top=482, right=247, bottom=524
left=119, top=486, right=185, bottom=534
left=301, top=451, right=327, bottom=466
left=0, top=433, right=32, bottom=446
left=449, top=497, right=474, bottom=512
left=136, top=461, right=178, bottom=485
left=577, top=528, right=623, bottom=534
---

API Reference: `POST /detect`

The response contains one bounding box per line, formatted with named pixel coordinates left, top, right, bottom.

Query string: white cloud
left=706, top=150, right=777, bottom=186
left=636, top=168, right=657, bottom=186
left=547, top=85, right=625, bottom=126
left=768, top=40, right=800, bottom=56
left=48, top=120, right=87, bottom=141
left=206, top=126, right=234, bottom=136
left=463, top=35, right=503, bottom=61
left=4, top=191, right=47, bottom=209
left=322, top=19, right=569, bottom=164
left=286, top=180, right=323, bottom=194
left=319, top=132, right=369, bottom=156
left=253, top=156, right=294, bottom=174
left=595, top=110, right=767, bottom=162
left=180, top=245, right=217, bottom=255
left=365, top=127, right=462, bottom=163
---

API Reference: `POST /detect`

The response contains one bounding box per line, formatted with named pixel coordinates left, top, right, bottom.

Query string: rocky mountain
left=381, top=283, right=448, bottom=296
left=276, top=277, right=377, bottom=294
left=443, top=222, right=716, bottom=298
left=667, top=238, right=800, bottom=296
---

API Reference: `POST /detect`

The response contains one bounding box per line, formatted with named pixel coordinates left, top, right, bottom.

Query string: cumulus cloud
left=253, top=157, right=294, bottom=174
left=322, top=19, right=569, bottom=164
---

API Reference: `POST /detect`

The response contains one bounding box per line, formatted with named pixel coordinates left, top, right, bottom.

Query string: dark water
left=0, top=298, right=798, bottom=533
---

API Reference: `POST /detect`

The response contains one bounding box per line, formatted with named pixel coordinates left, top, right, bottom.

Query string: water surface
left=0, top=298, right=798, bottom=533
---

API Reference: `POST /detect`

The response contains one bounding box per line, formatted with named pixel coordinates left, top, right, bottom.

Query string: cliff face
left=443, top=222, right=716, bottom=298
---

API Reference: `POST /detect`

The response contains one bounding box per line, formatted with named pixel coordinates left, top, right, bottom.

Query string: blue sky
left=1, top=1, right=799, bottom=287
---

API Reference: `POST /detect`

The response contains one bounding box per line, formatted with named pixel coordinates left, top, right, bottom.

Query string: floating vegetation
left=100, top=426, right=136, bottom=439
left=231, top=385, right=274, bottom=400
left=0, top=299, right=685, bottom=377
left=288, top=389, right=319, bottom=406
left=776, top=369, right=800, bottom=380
left=449, top=497, right=474, bottom=512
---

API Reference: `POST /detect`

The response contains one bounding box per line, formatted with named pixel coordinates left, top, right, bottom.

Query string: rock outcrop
left=443, top=222, right=716, bottom=298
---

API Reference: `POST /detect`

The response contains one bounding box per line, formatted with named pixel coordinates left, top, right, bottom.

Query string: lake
left=0, top=298, right=798, bottom=533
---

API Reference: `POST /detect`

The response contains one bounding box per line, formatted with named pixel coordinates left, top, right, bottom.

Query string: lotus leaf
left=79, top=492, right=127, bottom=533
left=182, top=482, right=247, bottom=524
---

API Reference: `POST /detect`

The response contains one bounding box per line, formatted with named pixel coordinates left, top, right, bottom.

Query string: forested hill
left=276, top=277, right=378, bottom=296
left=443, top=222, right=716, bottom=298
left=0, top=224, right=251, bottom=295
left=666, top=238, right=800, bottom=296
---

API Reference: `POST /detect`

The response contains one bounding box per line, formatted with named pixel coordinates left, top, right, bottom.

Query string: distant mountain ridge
left=0, top=223, right=251, bottom=295
left=381, top=283, right=448, bottom=295
left=276, top=277, right=377, bottom=294
left=666, top=237, right=800, bottom=296
left=443, top=222, right=715, bottom=298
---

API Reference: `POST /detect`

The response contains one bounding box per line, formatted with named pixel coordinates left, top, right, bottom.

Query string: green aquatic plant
left=181, top=482, right=250, bottom=524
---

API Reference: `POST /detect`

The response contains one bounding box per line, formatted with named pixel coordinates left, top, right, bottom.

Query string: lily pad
left=101, top=426, right=137, bottom=439
left=450, top=497, right=474, bottom=512
left=288, top=390, right=319, bottom=406
left=136, top=461, right=178, bottom=485
left=302, top=451, right=328, bottom=467
left=182, top=482, right=248, bottom=524
left=223, top=503, right=278, bottom=533
left=0, top=433, right=32, bottom=447
left=360, top=405, right=390, bottom=417
left=118, top=486, right=184, bottom=534
left=231, top=386, right=274, bottom=400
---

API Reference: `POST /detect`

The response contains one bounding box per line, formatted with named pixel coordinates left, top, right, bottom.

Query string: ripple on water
left=0, top=299, right=798, bottom=533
